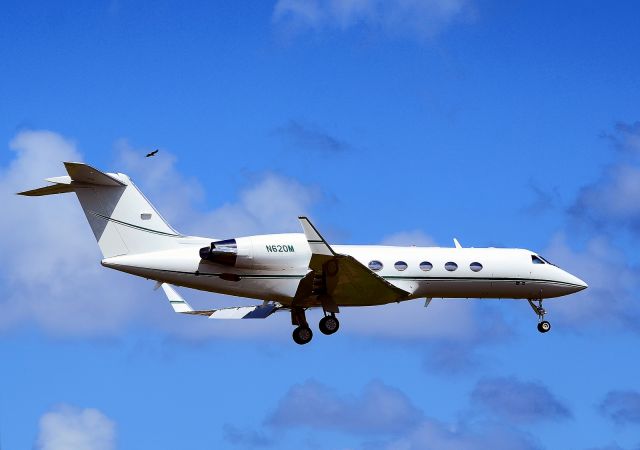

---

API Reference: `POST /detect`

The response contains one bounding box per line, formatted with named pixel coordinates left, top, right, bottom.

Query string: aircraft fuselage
left=101, top=232, right=587, bottom=307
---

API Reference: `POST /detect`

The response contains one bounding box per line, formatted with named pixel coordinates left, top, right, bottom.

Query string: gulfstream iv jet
left=20, top=162, right=588, bottom=345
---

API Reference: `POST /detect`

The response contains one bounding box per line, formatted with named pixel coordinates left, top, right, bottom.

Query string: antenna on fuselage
left=453, top=238, right=462, bottom=249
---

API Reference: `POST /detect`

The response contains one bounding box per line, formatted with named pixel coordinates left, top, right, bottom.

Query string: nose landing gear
left=528, top=299, right=551, bottom=333
left=537, top=320, right=551, bottom=333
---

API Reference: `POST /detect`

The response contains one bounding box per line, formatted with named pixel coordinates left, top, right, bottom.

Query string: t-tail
left=18, top=162, right=182, bottom=258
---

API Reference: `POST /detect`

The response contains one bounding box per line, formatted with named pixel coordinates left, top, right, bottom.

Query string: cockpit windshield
left=531, top=254, right=556, bottom=266
left=538, top=255, right=555, bottom=266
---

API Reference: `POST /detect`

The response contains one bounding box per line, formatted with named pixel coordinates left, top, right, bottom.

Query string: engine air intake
left=199, top=239, right=238, bottom=266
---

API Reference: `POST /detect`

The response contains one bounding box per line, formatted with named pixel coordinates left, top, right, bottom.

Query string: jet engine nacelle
left=199, top=234, right=309, bottom=270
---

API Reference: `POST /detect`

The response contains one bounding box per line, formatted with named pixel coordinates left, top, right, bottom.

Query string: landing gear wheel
left=319, top=316, right=340, bottom=335
left=537, top=320, right=551, bottom=333
left=292, top=326, right=313, bottom=345
left=529, top=299, right=552, bottom=334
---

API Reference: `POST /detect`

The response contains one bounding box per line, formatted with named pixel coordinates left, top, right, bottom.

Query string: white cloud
left=198, top=173, right=318, bottom=238
left=0, top=130, right=145, bottom=336
left=0, top=130, right=319, bottom=339
left=113, top=140, right=318, bottom=238
left=571, top=121, right=640, bottom=232
left=572, top=164, right=640, bottom=228
left=267, top=379, right=422, bottom=434
left=0, top=130, right=516, bottom=344
left=341, top=300, right=507, bottom=341
left=555, top=122, right=640, bottom=334
left=471, top=376, right=571, bottom=422
left=36, top=404, right=116, bottom=450
left=543, top=233, right=640, bottom=333
left=264, top=378, right=538, bottom=450
left=382, top=418, right=537, bottom=450
left=273, top=0, right=474, bottom=39
left=114, top=140, right=205, bottom=229
left=605, top=121, right=640, bottom=155
left=380, top=230, right=438, bottom=247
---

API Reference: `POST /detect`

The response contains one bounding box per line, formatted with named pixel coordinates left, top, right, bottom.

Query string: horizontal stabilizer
left=160, top=283, right=194, bottom=313
left=18, top=184, right=75, bottom=196
left=17, top=162, right=125, bottom=196
left=208, top=303, right=280, bottom=319
left=63, top=162, right=125, bottom=186
left=158, top=283, right=281, bottom=319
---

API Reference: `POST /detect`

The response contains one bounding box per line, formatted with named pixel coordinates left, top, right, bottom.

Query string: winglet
left=298, top=216, right=336, bottom=256
left=160, top=283, right=194, bottom=313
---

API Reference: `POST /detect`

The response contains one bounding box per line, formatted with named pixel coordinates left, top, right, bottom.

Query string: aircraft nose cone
left=566, top=272, right=588, bottom=292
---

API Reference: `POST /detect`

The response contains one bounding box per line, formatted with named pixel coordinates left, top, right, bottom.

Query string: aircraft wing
left=298, top=217, right=409, bottom=306
left=159, top=283, right=282, bottom=319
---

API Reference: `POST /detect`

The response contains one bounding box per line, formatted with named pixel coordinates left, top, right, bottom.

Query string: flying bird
left=146, top=149, right=159, bottom=157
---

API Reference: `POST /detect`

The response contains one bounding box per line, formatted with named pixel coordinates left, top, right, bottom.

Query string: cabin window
left=419, top=261, right=433, bottom=271
left=531, top=255, right=545, bottom=264
left=368, top=260, right=383, bottom=271
left=470, top=262, right=483, bottom=272
left=394, top=261, right=408, bottom=271
left=445, top=262, right=458, bottom=271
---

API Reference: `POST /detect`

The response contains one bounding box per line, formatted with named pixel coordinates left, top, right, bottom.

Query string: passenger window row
left=368, top=260, right=483, bottom=272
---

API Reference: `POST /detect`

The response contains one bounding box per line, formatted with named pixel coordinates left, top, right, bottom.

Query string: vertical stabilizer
left=19, top=162, right=183, bottom=258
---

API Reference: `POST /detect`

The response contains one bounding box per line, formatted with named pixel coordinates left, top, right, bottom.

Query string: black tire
left=319, top=316, right=340, bottom=335
left=292, top=326, right=313, bottom=345
left=537, top=320, right=551, bottom=333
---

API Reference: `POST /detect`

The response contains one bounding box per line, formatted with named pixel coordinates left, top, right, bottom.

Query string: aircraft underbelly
left=411, top=278, right=567, bottom=299
left=409, top=278, right=530, bottom=299
left=172, top=275, right=301, bottom=303
left=107, top=264, right=302, bottom=302
left=416, top=279, right=495, bottom=298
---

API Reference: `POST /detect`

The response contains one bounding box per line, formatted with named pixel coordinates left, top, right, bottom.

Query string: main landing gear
left=291, top=308, right=341, bottom=345
left=528, top=299, right=551, bottom=333
left=319, top=313, right=340, bottom=335
left=292, top=325, right=313, bottom=345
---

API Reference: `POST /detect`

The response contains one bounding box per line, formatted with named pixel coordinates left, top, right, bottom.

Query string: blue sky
left=1, top=1, right=640, bottom=449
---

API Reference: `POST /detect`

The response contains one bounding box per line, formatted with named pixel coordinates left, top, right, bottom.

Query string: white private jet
left=20, top=162, right=588, bottom=344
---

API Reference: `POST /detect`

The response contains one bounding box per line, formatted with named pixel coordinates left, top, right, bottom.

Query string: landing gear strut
left=319, top=313, right=340, bottom=335
left=528, top=299, right=551, bottom=333
left=291, top=307, right=313, bottom=345
left=290, top=307, right=341, bottom=344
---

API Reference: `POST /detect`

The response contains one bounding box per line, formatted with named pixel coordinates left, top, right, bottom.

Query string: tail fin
left=19, top=162, right=182, bottom=258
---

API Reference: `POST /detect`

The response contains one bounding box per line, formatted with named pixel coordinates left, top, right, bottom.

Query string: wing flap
left=298, top=217, right=409, bottom=306
left=329, top=255, right=409, bottom=305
